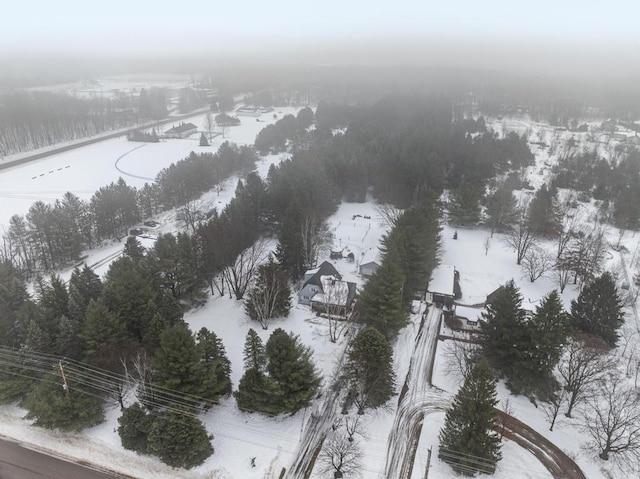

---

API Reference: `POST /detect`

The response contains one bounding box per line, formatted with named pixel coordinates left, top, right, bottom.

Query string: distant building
left=165, top=122, right=198, bottom=139
left=236, top=107, right=261, bottom=117
left=359, top=248, right=381, bottom=277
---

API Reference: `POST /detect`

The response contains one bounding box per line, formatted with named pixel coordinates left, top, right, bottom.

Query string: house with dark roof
left=165, top=122, right=198, bottom=139
left=297, top=261, right=357, bottom=315
left=298, top=261, right=341, bottom=306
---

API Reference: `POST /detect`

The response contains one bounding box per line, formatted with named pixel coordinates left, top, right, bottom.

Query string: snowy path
left=383, top=306, right=444, bottom=478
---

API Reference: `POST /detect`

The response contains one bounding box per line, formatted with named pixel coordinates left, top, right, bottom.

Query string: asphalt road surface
left=0, top=439, right=126, bottom=479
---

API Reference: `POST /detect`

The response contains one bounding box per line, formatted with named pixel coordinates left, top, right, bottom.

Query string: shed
left=359, top=248, right=381, bottom=277
left=455, top=305, right=485, bottom=330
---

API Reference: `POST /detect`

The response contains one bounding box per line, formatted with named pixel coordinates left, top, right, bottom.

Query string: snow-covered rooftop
left=361, top=247, right=381, bottom=265
left=428, top=264, right=455, bottom=296
left=455, top=305, right=484, bottom=323
left=311, top=275, right=351, bottom=306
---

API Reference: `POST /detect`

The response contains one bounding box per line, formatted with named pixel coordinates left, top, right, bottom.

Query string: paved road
left=0, top=438, right=129, bottom=479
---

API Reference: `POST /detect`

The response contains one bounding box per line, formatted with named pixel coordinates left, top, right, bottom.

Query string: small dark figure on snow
left=453, top=231, right=458, bottom=240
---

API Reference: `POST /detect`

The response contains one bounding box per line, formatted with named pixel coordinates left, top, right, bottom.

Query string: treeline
left=0, top=143, right=256, bottom=277
left=0, top=88, right=167, bottom=155
left=254, top=107, right=313, bottom=154
left=552, top=149, right=640, bottom=229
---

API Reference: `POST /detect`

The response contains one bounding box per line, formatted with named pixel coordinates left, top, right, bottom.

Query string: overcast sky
left=2, top=1, right=639, bottom=76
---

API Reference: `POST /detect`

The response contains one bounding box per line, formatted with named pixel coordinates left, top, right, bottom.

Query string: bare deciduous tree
left=375, top=203, right=402, bottom=229
left=176, top=200, right=205, bottom=234
left=222, top=239, right=268, bottom=300
left=204, top=112, right=214, bottom=141
left=484, top=236, right=490, bottom=255
left=444, top=340, right=480, bottom=380
left=502, top=200, right=536, bottom=265
left=583, top=374, right=640, bottom=470
left=553, top=259, right=572, bottom=293
left=319, top=429, right=363, bottom=478
left=300, top=214, right=333, bottom=270
left=563, top=226, right=606, bottom=285
left=542, top=388, right=566, bottom=431
left=521, top=245, right=554, bottom=282
left=558, top=331, right=614, bottom=418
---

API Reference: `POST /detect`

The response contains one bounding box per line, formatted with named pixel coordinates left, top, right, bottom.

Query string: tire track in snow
left=113, top=144, right=155, bottom=181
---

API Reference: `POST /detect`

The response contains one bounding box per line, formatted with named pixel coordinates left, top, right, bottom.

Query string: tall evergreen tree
left=234, top=329, right=283, bottom=414
left=480, top=280, right=526, bottom=377
left=152, top=323, right=207, bottom=402
left=196, top=327, right=232, bottom=398
left=570, top=272, right=624, bottom=347
left=448, top=182, right=483, bottom=226
left=22, top=370, right=104, bottom=432
left=358, top=248, right=408, bottom=337
left=439, top=358, right=502, bottom=476
left=484, top=182, right=517, bottom=237
left=265, top=328, right=322, bottom=413
left=344, top=328, right=395, bottom=412
left=528, top=184, right=562, bottom=238
left=242, top=328, right=267, bottom=371
left=81, top=299, right=128, bottom=367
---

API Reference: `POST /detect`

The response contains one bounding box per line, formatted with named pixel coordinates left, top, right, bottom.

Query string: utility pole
left=59, top=361, right=70, bottom=398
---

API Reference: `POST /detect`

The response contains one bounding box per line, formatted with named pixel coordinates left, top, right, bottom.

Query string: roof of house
left=166, top=123, right=197, bottom=134
left=360, top=247, right=381, bottom=266
left=428, top=264, right=455, bottom=296
left=455, top=305, right=484, bottom=323
left=302, top=261, right=341, bottom=288
left=311, top=275, right=353, bottom=306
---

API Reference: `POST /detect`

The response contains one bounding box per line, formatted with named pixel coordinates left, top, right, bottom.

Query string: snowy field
left=23, top=74, right=194, bottom=99
left=0, top=106, right=301, bottom=232
left=1, top=112, right=639, bottom=478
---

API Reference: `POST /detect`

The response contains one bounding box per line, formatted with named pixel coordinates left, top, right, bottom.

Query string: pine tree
left=439, top=358, right=502, bottom=476
left=480, top=280, right=527, bottom=378
left=265, top=328, right=322, bottom=413
left=152, top=323, right=207, bottom=403
left=448, top=182, right=483, bottom=226
left=484, top=182, right=517, bottom=237
left=117, top=403, right=154, bottom=454
left=199, top=132, right=209, bottom=146
left=528, top=185, right=562, bottom=238
left=123, top=236, right=146, bottom=261
left=68, top=265, right=102, bottom=323
left=81, top=299, right=128, bottom=367
left=234, top=367, right=284, bottom=415
left=344, top=328, right=395, bottom=412
left=196, top=327, right=232, bottom=397
left=570, top=272, right=624, bottom=347
left=245, top=256, right=292, bottom=329
left=147, top=409, right=213, bottom=469
left=242, top=328, right=267, bottom=371
left=22, top=370, right=104, bottom=432
left=358, top=249, right=408, bottom=337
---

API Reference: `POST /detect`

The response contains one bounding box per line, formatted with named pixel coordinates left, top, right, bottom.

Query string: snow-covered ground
left=0, top=106, right=300, bottom=232
left=1, top=112, right=639, bottom=478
